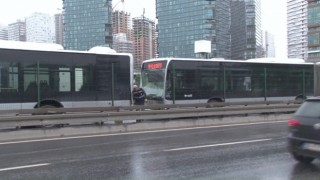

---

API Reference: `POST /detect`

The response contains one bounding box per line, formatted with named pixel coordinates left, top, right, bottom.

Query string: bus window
left=75, top=68, right=84, bottom=92
left=174, top=69, right=197, bottom=99
left=225, top=73, right=252, bottom=93
left=198, top=68, right=224, bottom=99
left=243, top=77, right=252, bottom=91
left=23, top=64, right=38, bottom=93
left=224, top=63, right=253, bottom=98
left=0, top=63, right=20, bottom=104
left=266, top=65, right=304, bottom=97
left=0, top=63, right=19, bottom=93
left=200, top=70, right=220, bottom=91
left=59, top=68, right=71, bottom=92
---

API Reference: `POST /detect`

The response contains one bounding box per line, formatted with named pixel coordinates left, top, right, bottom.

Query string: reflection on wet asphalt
left=0, top=122, right=319, bottom=179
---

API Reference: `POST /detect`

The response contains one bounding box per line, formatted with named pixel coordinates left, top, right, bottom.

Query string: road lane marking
left=163, top=138, right=273, bottom=152
left=0, top=163, right=50, bottom=172
left=0, top=121, right=285, bottom=145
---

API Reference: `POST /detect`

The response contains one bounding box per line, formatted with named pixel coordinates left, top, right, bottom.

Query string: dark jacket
left=132, top=88, right=146, bottom=105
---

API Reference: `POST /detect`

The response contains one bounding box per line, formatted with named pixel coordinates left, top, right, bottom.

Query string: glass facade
left=307, top=0, right=320, bottom=62
left=156, top=0, right=231, bottom=59
left=287, top=0, right=308, bottom=60
left=63, top=0, right=113, bottom=50
left=231, top=0, right=262, bottom=60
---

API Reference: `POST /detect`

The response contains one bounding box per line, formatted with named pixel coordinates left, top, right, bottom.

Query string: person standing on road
left=132, top=85, right=147, bottom=105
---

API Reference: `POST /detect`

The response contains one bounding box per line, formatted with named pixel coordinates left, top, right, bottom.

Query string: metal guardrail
left=0, top=101, right=300, bottom=128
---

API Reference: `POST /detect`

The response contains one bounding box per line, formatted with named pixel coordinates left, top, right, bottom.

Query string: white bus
left=141, top=58, right=314, bottom=104
left=0, top=40, right=133, bottom=109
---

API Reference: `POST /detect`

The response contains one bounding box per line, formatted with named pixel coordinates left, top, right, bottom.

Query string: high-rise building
left=112, top=10, right=132, bottom=41
left=306, top=0, right=320, bottom=62
left=113, top=33, right=133, bottom=54
left=156, top=0, right=231, bottom=59
left=262, top=31, right=276, bottom=58
left=55, top=13, right=64, bottom=46
left=230, top=0, right=263, bottom=60
left=26, top=13, right=55, bottom=43
left=8, top=20, right=26, bottom=41
left=0, top=27, right=8, bottom=40
left=132, top=16, right=157, bottom=71
left=287, top=0, right=308, bottom=60
left=63, top=0, right=113, bottom=50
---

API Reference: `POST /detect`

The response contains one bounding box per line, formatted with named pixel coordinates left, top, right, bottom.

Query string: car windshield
left=295, top=101, right=320, bottom=118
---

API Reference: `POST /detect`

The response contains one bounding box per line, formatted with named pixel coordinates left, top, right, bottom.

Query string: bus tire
left=40, top=105, right=56, bottom=108
left=207, top=98, right=224, bottom=107
left=38, top=104, right=58, bottom=115
left=295, top=95, right=306, bottom=104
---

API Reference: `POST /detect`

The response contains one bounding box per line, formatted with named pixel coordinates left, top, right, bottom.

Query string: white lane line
left=0, top=163, right=50, bottom=172
left=0, top=121, right=285, bottom=146
left=164, top=138, right=273, bottom=152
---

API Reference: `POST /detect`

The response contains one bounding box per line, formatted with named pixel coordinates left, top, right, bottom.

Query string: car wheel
left=292, top=153, right=315, bottom=163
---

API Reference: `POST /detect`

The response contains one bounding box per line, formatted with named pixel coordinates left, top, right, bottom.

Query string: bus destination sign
left=147, top=62, right=163, bottom=70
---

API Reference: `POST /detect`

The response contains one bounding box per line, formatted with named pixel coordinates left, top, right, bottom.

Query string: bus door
left=95, top=55, right=131, bottom=104
left=23, top=62, right=40, bottom=103
left=198, top=61, right=224, bottom=100
left=167, top=60, right=199, bottom=102
left=95, top=55, right=121, bottom=103
left=224, top=62, right=254, bottom=99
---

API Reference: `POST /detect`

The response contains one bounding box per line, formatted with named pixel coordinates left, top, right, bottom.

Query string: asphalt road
left=0, top=121, right=319, bottom=180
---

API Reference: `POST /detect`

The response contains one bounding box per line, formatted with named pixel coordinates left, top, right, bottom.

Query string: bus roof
left=246, top=57, right=305, bottom=63
left=143, top=57, right=313, bottom=65
left=88, top=46, right=117, bottom=54
left=0, top=40, right=130, bottom=56
left=0, top=40, right=64, bottom=51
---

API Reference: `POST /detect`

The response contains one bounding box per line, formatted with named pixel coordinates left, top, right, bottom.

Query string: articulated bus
left=141, top=58, right=314, bottom=104
left=0, top=40, right=133, bottom=110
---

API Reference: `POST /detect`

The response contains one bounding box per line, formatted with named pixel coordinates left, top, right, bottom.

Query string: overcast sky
left=0, top=0, right=287, bottom=58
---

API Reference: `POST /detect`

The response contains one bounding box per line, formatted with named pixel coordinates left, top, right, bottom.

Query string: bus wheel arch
left=34, top=99, right=64, bottom=108
left=207, top=97, right=224, bottom=103
left=34, top=99, right=66, bottom=127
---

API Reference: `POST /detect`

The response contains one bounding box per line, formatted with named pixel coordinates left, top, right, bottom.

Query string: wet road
left=0, top=121, right=319, bottom=179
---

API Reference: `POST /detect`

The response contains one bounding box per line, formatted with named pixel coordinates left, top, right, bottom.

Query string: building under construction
left=113, top=33, right=133, bottom=54
left=132, top=16, right=157, bottom=72
left=112, top=10, right=132, bottom=41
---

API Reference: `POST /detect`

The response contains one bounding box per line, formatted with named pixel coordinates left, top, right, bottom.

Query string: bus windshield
left=141, top=61, right=167, bottom=100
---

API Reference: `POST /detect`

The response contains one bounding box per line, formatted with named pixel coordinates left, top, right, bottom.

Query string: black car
left=287, top=97, right=320, bottom=163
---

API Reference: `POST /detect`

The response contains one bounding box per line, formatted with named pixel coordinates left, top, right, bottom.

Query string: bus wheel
left=40, top=105, right=56, bottom=109
left=38, top=105, right=58, bottom=114
left=207, top=98, right=223, bottom=107
left=295, top=95, right=306, bottom=104
left=208, top=99, right=219, bottom=103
